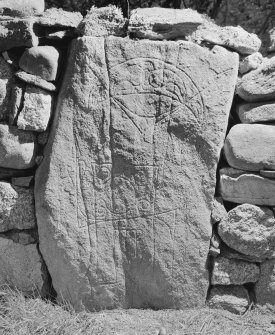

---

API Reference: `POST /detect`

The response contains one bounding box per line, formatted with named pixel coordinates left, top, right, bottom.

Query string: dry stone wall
left=0, top=1, right=274, bottom=315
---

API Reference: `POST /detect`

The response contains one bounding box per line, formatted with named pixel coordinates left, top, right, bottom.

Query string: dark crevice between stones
left=0, top=228, right=38, bottom=245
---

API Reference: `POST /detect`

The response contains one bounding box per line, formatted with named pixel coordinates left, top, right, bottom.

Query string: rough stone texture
left=0, top=182, right=35, bottom=232
left=15, top=71, right=57, bottom=92
left=237, top=102, right=275, bottom=124
left=239, top=52, right=263, bottom=74
left=211, top=257, right=259, bottom=285
left=0, top=0, right=44, bottom=17
left=218, top=204, right=275, bottom=260
left=0, top=57, right=13, bottom=122
left=77, top=6, right=127, bottom=37
left=221, top=243, right=267, bottom=263
left=208, top=285, right=249, bottom=315
left=237, top=57, right=275, bottom=102
left=17, top=86, right=52, bottom=132
left=255, top=259, right=275, bottom=305
left=128, top=8, right=203, bottom=40
left=188, top=21, right=261, bottom=55
left=224, top=124, right=275, bottom=171
left=0, top=237, right=48, bottom=295
left=36, top=8, right=82, bottom=28
left=211, top=197, right=227, bottom=224
left=9, top=84, right=24, bottom=126
left=35, top=36, right=238, bottom=311
left=19, top=46, right=60, bottom=82
left=0, top=19, right=39, bottom=52
left=0, top=124, right=38, bottom=170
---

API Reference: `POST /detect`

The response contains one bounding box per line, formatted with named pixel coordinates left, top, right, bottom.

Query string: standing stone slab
left=35, top=36, right=238, bottom=311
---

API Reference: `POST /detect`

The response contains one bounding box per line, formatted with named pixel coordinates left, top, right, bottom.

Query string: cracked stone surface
left=35, top=36, right=238, bottom=311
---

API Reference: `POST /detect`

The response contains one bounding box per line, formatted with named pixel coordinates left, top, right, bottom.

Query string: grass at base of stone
left=0, top=288, right=274, bottom=335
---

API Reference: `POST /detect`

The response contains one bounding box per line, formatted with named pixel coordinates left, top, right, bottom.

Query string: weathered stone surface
left=36, top=8, right=82, bottom=28
left=11, top=176, right=33, bottom=188
left=218, top=204, right=275, bottom=259
left=35, top=36, right=238, bottom=311
left=129, top=7, right=203, bottom=40
left=0, top=237, right=48, bottom=295
left=211, top=257, right=259, bottom=285
left=17, top=86, right=52, bottom=132
left=19, top=46, right=60, bottom=82
left=77, top=6, right=126, bottom=37
left=0, top=0, right=44, bottom=17
left=0, top=19, right=38, bottom=52
left=0, top=57, right=13, bottom=121
left=0, top=182, right=35, bottom=232
left=224, top=124, right=275, bottom=171
left=208, top=285, right=249, bottom=314
left=239, top=52, right=263, bottom=74
left=220, top=168, right=275, bottom=206
left=237, top=101, right=275, bottom=123
left=9, top=84, right=24, bottom=126
left=211, top=197, right=227, bottom=224
left=209, top=231, right=221, bottom=257
left=221, top=243, right=266, bottom=263
left=255, top=259, right=275, bottom=305
left=0, top=124, right=37, bottom=170
left=237, top=57, right=275, bottom=102
left=188, top=21, right=261, bottom=55
left=15, top=71, right=56, bottom=92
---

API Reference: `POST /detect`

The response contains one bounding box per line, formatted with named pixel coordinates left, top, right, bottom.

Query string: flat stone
left=260, top=170, right=275, bottom=179
left=128, top=7, right=203, bottom=40
left=239, top=52, right=263, bottom=74
left=15, top=71, right=57, bottom=92
left=0, top=0, right=44, bottom=17
left=36, top=8, right=82, bottom=28
left=224, top=124, right=275, bottom=171
left=9, top=84, right=24, bottom=126
left=35, top=36, right=238, bottom=311
left=17, top=86, right=52, bottom=132
left=0, top=124, right=38, bottom=169
left=218, top=204, right=275, bottom=259
left=0, top=182, right=35, bottom=232
left=19, top=46, right=60, bottom=82
left=221, top=243, right=267, bottom=263
left=237, top=101, right=275, bottom=123
left=208, top=285, right=249, bottom=314
left=77, top=6, right=127, bottom=37
left=0, top=18, right=38, bottom=52
left=211, top=257, right=259, bottom=285
left=220, top=168, right=275, bottom=206
left=255, top=259, right=275, bottom=305
left=188, top=21, right=261, bottom=55
left=11, top=176, right=33, bottom=187
left=237, top=57, right=275, bottom=102
left=0, top=57, right=13, bottom=121
left=0, top=237, right=48, bottom=296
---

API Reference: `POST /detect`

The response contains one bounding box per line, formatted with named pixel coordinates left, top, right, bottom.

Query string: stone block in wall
left=239, top=52, right=263, bottom=74
left=224, top=124, right=275, bottom=171
left=218, top=204, right=275, bottom=259
left=237, top=57, right=275, bottom=102
left=19, top=46, right=60, bottom=82
left=77, top=6, right=127, bottom=37
left=0, top=0, right=44, bottom=17
left=0, top=237, right=48, bottom=296
left=0, top=18, right=38, bottom=52
left=0, top=182, right=36, bottom=232
left=35, top=36, right=238, bottom=311
left=0, top=57, right=13, bottom=121
left=188, top=21, right=261, bottom=55
left=220, top=168, right=275, bottom=206
left=17, top=86, right=53, bottom=132
left=211, top=257, right=259, bottom=285
left=9, top=83, right=24, bottom=126
left=208, top=285, right=250, bottom=315
left=0, top=124, right=38, bottom=169
left=36, top=8, right=82, bottom=28
left=15, top=71, right=57, bottom=92
left=255, top=259, right=275, bottom=306
left=237, top=101, right=275, bottom=124
left=220, top=243, right=265, bottom=263
left=128, top=7, right=203, bottom=40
